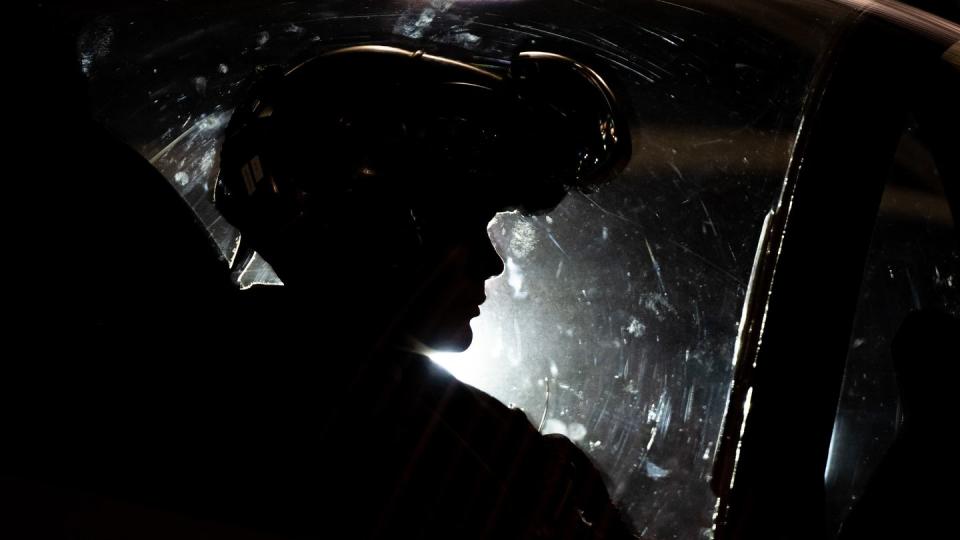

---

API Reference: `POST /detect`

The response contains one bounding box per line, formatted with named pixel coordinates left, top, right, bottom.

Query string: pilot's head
left=215, top=44, right=631, bottom=352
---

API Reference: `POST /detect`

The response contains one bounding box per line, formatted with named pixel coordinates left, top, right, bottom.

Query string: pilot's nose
left=468, top=232, right=505, bottom=280
left=482, top=238, right=506, bottom=279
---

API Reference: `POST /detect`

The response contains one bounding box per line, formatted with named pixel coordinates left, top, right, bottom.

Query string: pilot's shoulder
left=417, top=353, right=535, bottom=426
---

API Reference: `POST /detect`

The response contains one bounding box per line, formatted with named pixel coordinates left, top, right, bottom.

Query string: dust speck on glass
left=79, top=1, right=845, bottom=537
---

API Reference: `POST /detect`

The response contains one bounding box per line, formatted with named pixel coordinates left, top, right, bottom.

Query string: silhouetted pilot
left=839, top=309, right=960, bottom=539
left=5, top=43, right=637, bottom=540
left=207, top=45, right=634, bottom=539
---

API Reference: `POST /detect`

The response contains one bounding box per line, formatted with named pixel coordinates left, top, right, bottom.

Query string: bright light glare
left=430, top=349, right=489, bottom=389
left=428, top=318, right=501, bottom=390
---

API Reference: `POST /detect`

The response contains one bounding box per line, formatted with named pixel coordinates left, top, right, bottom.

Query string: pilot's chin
left=425, top=325, right=474, bottom=354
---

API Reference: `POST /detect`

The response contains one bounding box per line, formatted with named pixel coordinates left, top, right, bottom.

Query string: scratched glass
left=823, top=122, right=960, bottom=538
left=78, top=1, right=847, bottom=537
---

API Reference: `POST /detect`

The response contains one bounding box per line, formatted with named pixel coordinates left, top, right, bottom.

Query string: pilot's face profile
left=400, top=206, right=505, bottom=352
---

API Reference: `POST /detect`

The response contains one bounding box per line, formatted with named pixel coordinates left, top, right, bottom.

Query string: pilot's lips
left=466, top=294, right=486, bottom=316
